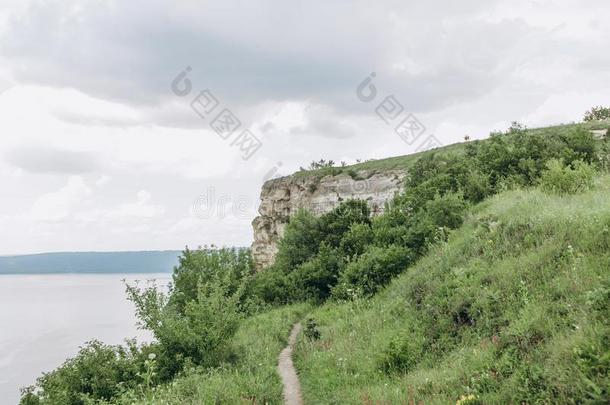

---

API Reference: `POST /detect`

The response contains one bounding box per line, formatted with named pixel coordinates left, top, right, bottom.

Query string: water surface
left=0, top=273, right=171, bottom=404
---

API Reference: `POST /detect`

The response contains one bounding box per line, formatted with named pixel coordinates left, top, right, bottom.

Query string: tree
left=308, top=159, right=336, bottom=170
left=583, top=106, right=610, bottom=122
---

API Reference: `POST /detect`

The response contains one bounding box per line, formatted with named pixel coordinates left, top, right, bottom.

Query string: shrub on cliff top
left=584, top=106, right=610, bottom=122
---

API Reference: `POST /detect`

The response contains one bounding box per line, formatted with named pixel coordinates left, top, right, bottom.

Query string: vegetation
left=20, top=118, right=610, bottom=404
left=584, top=106, right=610, bottom=122
left=303, top=158, right=336, bottom=170
left=20, top=340, right=154, bottom=405
left=251, top=122, right=601, bottom=304
left=295, top=176, right=610, bottom=404
left=22, top=247, right=262, bottom=404
left=540, top=159, right=595, bottom=194
left=124, top=304, right=309, bottom=404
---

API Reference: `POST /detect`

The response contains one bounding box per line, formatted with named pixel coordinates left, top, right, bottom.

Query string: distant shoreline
left=0, top=251, right=182, bottom=275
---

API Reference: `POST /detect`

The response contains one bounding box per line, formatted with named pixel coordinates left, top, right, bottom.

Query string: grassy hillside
left=129, top=304, right=310, bottom=404
left=293, top=120, right=610, bottom=180
left=294, top=176, right=610, bottom=404
left=21, top=120, right=610, bottom=405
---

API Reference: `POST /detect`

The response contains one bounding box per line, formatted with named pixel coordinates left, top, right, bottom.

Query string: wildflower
left=148, top=353, right=156, bottom=360
left=456, top=394, right=477, bottom=405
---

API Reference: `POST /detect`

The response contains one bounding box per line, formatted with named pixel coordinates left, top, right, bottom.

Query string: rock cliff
left=251, top=169, right=407, bottom=270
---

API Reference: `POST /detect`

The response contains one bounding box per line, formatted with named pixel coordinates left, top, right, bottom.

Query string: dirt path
left=278, top=323, right=304, bottom=405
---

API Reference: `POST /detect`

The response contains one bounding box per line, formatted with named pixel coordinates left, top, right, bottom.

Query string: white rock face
left=251, top=169, right=407, bottom=270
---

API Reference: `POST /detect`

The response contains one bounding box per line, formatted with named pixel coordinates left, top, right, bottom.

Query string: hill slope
left=294, top=176, right=610, bottom=404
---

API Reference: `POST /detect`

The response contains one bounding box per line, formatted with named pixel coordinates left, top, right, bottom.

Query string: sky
left=0, top=0, right=609, bottom=255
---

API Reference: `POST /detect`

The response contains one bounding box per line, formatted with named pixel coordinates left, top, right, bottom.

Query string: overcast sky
left=1, top=0, right=609, bottom=255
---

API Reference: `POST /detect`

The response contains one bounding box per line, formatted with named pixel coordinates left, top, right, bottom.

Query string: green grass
left=141, top=121, right=610, bottom=404
left=291, top=142, right=466, bottom=180
left=132, top=303, right=310, bottom=404
left=291, top=120, right=610, bottom=181
left=294, top=176, right=610, bottom=404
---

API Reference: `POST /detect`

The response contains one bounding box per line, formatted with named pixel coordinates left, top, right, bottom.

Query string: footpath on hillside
left=277, top=323, right=304, bottom=405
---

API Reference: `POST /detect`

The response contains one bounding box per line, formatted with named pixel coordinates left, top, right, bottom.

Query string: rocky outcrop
left=251, top=169, right=407, bottom=270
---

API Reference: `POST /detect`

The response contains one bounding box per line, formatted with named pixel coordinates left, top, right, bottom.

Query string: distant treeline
left=0, top=251, right=182, bottom=274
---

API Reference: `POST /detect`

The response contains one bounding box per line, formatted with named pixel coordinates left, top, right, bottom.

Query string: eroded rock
left=251, top=169, right=407, bottom=270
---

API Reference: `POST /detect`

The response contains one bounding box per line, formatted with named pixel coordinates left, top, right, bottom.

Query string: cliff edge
left=251, top=169, right=407, bottom=270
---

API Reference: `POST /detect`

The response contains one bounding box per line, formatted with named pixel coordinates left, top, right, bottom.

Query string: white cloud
left=74, top=190, right=165, bottom=224
left=95, top=175, right=110, bottom=187
left=0, top=0, right=610, bottom=254
left=29, top=176, right=92, bottom=222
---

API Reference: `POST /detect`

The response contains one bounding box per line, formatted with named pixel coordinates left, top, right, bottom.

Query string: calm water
left=0, top=273, right=171, bottom=405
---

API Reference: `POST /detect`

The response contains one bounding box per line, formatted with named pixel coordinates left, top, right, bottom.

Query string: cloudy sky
left=0, top=0, right=609, bottom=255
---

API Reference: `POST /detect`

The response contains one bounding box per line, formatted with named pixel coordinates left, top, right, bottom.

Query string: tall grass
left=294, top=177, right=610, bottom=404
left=127, top=303, right=311, bottom=404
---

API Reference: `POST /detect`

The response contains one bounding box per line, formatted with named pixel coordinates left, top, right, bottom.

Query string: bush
left=540, top=159, right=596, bottom=194
left=559, top=127, right=597, bottom=164
left=318, top=199, right=370, bottom=248
left=249, top=265, right=294, bottom=305
left=583, top=106, right=610, bottom=122
left=403, top=192, right=468, bottom=255
left=171, top=246, right=252, bottom=311
left=289, top=243, right=343, bottom=302
left=333, top=245, right=413, bottom=298
left=21, top=247, right=255, bottom=403
left=379, top=333, right=424, bottom=374
left=304, top=318, right=321, bottom=341
left=254, top=201, right=371, bottom=304
left=20, top=340, right=152, bottom=405
left=308, top=159, right=335, bottom=170
left=273, top=209, right=322, bottom=271
left=126, top=268, right=245, bottom=379
left=338, top=222, right=374, bottom=258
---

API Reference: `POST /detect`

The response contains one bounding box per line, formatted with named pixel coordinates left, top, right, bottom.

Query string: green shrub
left=20, top=340, right=152, bottom=405
left=304, top=318, right=321, bottom=341
left=171, top=246, right=252, bottom=311
left=254, top=201, right=371, bottom=304
left=333, top=245, right=413, bottom=298
left=249, top=265, right=294, bottom=305
left=403, top=192, right=468, bottom=255
left=379, top=332, right=424, bottom=374
left=289, top=243, right=343, bottom=302
left=540, top=159, right=596, bottom=194
left=318, top=199, right=370, bottom=248
left=126, top=268, right=245, bottom=379
left=273, top=209, right=322, bottom=271
left=338, top=222, right=374, bottom=258
left=559, top=127, right=597, bottom=164
left=21, top=247, right=256, bottom=403
left=583, top=106, right=610, bottom=122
